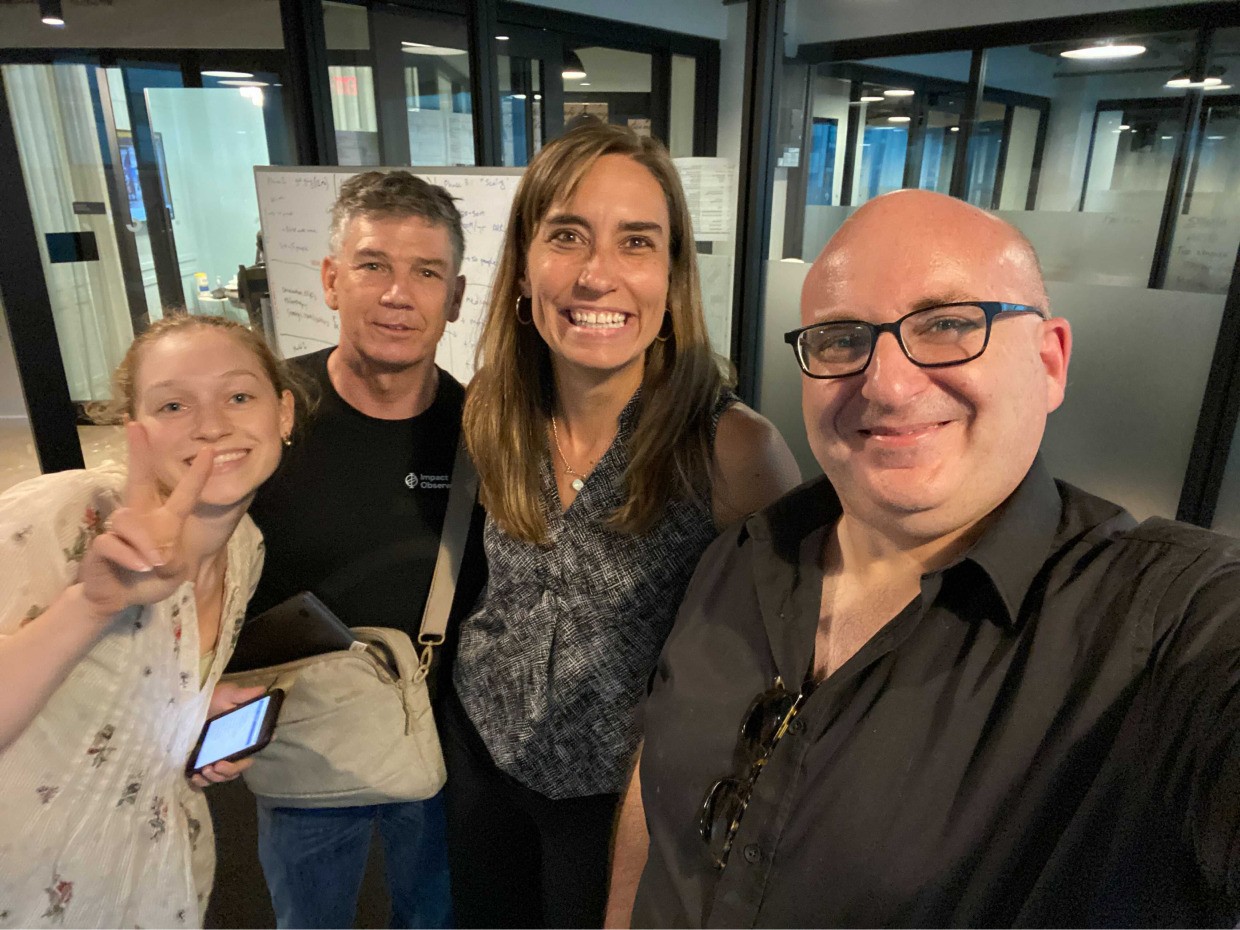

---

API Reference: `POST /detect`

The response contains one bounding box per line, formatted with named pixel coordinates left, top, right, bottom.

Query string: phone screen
left=193, top=694, right=273, bottom=770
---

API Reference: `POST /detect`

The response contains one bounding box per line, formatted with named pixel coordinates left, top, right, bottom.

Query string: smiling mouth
left=375, top=322, right=417, bottom=332
left=858, top=421, right=951, bottom=439
left=565, top=309, right=629, bottom=329
left=185, top=449, right=250, bottom=467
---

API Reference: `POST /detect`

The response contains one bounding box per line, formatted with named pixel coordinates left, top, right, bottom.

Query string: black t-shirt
left=246, top=348, right=484, bottom=691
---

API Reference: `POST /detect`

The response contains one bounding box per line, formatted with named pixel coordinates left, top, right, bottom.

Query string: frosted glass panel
left=1040, top=282, right=1222, bottom=521
left=757, top=259, right=820, bottom=480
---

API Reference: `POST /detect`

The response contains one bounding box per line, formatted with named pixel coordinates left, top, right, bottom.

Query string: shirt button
left=790, top=719, right=805, bottom=734
left=743, top=844, right=762, bottom=864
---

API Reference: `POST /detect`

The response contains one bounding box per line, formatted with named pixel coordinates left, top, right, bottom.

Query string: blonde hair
left=92, top=314, right=312, bottom=424
left=463, top=123, right=728, bottom=544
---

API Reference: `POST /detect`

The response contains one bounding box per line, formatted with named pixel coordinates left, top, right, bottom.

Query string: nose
left=380, top=271, right=416, bottom=308
left=577, top=245, right=618, bottom=294
left=191, top=403, right=232, bottom=442
left=859, top=331, right=932, bottom=407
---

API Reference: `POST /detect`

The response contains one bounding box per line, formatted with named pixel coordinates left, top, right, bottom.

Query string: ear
left=321, top=256, right=339, bottom=311
left=1040, top=316, right=1072, bottom=413
left=447, top=275, right=465, bottom=324
left=518, top=274, right=532, bottom=299
left=278, top=389, right=295, bottom=441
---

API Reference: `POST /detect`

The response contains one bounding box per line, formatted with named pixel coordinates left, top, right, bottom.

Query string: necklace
left=550, top=416, right=587, bottom=492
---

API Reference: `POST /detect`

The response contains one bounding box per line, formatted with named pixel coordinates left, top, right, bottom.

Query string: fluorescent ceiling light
left=495, top=35, right=509, bottom=41
left=1166, top=67, right=1225, bottom=89
left=888, top=115, right=911, bottom=123
left=1060, top=42, right=1145, bottom=60
left=219, top=80, right=269, bottom=87
left=1118, top=124, right=1130, bottom=130
left=579, top=82, right=591, bottom=87
left=1208, top=135, right=1226, bottom=140
left=203, top=70, right=254, bottom=79
left=884, top=88, right=915, bottom=97
left=1206, top=84, right=1234, bottom=91
left=534, top=94, right=542, bottom=100
left=401, top=42, right=467, bottom=56
left=949, top=126, right=960, bottom=132
left=859, top=94, right=883, bottom=102
left=511, top=93, right=527, bottom=99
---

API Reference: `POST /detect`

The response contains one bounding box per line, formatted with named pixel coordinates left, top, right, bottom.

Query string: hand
left=189, top=755, right=252, bottom=789
left=188, top=682, right=268, bottom=789
left=78, top=423, right=214, bottom=623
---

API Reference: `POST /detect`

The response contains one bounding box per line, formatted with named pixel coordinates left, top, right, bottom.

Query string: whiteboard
left=254, top=166, right=523, bottom=384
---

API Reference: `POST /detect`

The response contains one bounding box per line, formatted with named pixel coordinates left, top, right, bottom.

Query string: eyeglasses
left=699, top=678, right=805, bottom=870
left=784, top=301, right=1046, bottom=380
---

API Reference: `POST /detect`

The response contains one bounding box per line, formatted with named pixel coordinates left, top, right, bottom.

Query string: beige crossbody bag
left=223, top=441, right=478, bottom=808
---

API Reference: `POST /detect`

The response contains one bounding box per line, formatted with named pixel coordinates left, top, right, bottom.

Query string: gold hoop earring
left=655, top=310, right=673, bottom=343
left=516, top=295, right=533, bottom=325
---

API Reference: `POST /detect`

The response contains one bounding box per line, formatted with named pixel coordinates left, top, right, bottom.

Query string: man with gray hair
left=243, top=170, right=480, bottom=928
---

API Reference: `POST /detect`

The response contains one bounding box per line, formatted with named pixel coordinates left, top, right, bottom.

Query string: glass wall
left=758, top=20, right=1240, bottom=524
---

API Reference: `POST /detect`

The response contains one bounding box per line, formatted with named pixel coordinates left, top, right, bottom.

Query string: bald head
left=796, top=188, right=1072, bottom=548
left=805, top=190, right=1048, bottom=324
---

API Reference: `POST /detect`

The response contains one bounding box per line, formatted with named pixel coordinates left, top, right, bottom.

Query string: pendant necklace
left=550, top=416, right=588, bottom=492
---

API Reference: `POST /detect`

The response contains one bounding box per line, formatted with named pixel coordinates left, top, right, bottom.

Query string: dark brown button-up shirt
left=634, top=458, right=1240, bottom=927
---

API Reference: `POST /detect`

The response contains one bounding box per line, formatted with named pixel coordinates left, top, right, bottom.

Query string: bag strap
left=416, top=439, right=479, bottom=674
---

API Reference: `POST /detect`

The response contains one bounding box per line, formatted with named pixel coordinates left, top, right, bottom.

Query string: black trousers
left=441, top=691, right=621, bottom=929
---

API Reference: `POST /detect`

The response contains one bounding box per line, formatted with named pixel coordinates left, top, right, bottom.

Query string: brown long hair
left=463, top=123, right=727, bottom=544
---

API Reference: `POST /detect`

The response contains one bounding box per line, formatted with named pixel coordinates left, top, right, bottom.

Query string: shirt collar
left=956, top=455, right=1062, bottom=628
left=745, top=455, right=1063, bottom=630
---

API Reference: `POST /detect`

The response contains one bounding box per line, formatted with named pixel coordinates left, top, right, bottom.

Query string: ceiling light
left=495, top=35, right=509, bottom=41
left=888, top=115, right=911, bottom=123
left=401, top=42, right=467, bottom=56
left=38, top=0, right=64, bottom=26
left=949, top=126, right=960, bottom=132
left=579, top=82, right=591, bottom=87
left=1208, top=135, right=1226, bottom=140
left=563, top=51, right=587, bottom=80
left=1060, top=42, right=1146, bottom=60
left=1206, top=84, right=1234, bottom=91
left=534, top=93, right=542, bottom=100
left=1118, top=124, right=1130, bottom=130
left=859, top=94, right=884, bottom=102
left=203, top=70, right=254, bottom=79
left=1161, top=135, right=1173, bottom=140
left=1166, top=66, right=1225, bottom=89
left=511, top=93, right=527, bottom=99
left=884, top=88, right=914, bottom=97
left=219, top=80, right=269, bottom=87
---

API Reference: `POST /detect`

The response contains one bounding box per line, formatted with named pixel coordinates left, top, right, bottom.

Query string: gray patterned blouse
left=453, top=390, right=733, bottom=799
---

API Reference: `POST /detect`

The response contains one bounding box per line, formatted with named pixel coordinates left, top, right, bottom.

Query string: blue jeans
left=256, top=792, right=453, bottom=929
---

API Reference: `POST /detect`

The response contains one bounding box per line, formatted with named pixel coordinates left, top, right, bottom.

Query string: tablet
left=225, top=591, right=358, bottom=673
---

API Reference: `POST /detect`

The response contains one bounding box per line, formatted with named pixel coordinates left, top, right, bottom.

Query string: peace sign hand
left=79, top=423, right=215, bottom=625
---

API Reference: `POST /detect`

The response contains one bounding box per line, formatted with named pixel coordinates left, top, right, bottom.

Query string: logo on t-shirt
left=405, top=472, right=451, bottom=491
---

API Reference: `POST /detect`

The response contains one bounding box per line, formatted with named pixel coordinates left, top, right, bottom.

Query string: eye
left=624, top=235, right=655, bottom=250
left=157, top=401, right=184, bottom=414
left=549, top=228, right=583, bottom=245
left=419, top=268, right=443, bottom=280
left=228, top=392, right=254, bottom=404
left=358, top=261, right=384, bottom=272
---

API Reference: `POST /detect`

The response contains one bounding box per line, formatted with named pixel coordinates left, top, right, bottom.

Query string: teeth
left=569, top=310, right=626, bottom=328
left=213, top=451, right=247, bottom=464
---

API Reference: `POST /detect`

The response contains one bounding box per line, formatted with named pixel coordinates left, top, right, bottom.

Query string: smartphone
left=186, top=689, right=284, bottom=776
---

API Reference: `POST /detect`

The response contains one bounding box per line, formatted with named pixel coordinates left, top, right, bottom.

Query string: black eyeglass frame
left=783, top=301, right=1047, bottom=380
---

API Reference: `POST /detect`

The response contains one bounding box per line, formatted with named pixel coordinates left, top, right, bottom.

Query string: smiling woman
left=447, top=123, right=802, bottom=928
left=0, top=314, right=305, bottom=929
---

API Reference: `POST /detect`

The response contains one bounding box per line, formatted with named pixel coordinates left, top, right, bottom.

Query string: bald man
left=606, top=191, right=1240, bottom=927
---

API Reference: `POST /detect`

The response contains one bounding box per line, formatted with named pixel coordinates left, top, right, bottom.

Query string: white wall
left=0, top=0, right=283, bottom=49
left=792, top=0, right=1209, bottom=44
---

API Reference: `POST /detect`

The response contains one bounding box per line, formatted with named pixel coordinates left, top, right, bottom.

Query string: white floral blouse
left=0, top=465, right=263, bottom=929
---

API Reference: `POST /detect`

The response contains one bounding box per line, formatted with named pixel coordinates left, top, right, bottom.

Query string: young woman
left=0, top=315, right=299, bottom=928
left=445, top=123, right=802, bottom=927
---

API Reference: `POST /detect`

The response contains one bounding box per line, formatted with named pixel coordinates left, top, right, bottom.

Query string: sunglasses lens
left=740, top=688, right=799, bottom=756
left=700, top=777, right=747, bottom=865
